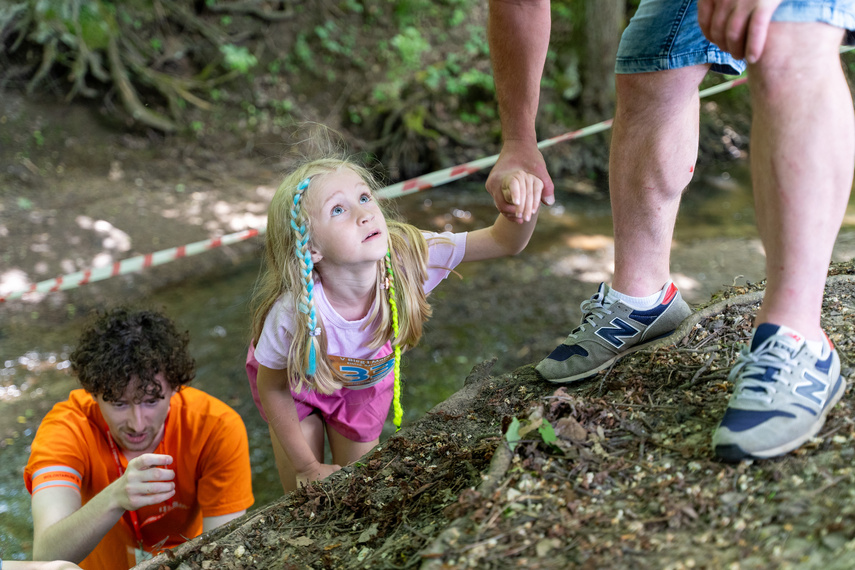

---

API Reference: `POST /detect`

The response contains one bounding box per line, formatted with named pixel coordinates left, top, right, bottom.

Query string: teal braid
left=290, top=177, right=320, bottom=376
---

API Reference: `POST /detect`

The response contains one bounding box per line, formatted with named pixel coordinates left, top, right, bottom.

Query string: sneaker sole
left=714, top=374, right=848, bottom=462
left=542, top=329, right=679, bottom=385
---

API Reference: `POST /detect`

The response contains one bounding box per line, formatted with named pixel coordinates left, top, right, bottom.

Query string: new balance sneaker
left=535, top=282, right=692, bottom=384
left=713, top=323, right=847, bottom=462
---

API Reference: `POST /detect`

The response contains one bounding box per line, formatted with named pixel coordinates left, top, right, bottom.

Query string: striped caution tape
left=1, top=229, right=260, bottom=302
left=0, top=72, right=773, bottom=303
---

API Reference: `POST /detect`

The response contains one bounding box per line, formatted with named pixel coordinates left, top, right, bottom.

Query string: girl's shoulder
left=263, top=290, right=303, bottom=329
left=421, top=229, right=467, bottom=253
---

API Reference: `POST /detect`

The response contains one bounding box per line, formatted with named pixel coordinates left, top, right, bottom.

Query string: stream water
left=3, top=163, right=855, bottom=561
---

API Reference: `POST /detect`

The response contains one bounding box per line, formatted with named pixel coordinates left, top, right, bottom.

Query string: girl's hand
left=496, top=169, right=544, bottom=223
left=486, top=141, right=553, bottom=222
left=296, top=462, right=342, bottom=488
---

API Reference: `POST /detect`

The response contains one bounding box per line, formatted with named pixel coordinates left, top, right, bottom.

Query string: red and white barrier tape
left=1, top=76, right=750, bottom=303
left=1, top=229, right=260, bottom=302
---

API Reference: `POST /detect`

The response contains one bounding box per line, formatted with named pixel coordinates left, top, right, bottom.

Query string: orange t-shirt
left=24, top=387, right=254, bottom=570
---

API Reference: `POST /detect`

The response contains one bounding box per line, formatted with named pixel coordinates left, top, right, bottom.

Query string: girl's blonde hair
left=250, top=157, right=434, bottom=399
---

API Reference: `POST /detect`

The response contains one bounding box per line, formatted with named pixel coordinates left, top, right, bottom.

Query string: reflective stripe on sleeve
left=31, top=465, right=83, bottom=494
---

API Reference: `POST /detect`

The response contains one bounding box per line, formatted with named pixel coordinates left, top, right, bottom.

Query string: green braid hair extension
left=385, top=250, right=403, bottom=430
left=290, top=177, right=321, bottom=376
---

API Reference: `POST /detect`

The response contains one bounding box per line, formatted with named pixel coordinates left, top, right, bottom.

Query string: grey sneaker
left=713, top=323, right=847, bottom=461
left=535, top=282, right=692, bottom=384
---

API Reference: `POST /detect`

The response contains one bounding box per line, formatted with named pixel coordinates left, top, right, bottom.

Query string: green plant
left=220, top=44, right=257, bottom=74
left=391, top=27, right=429, bottom=70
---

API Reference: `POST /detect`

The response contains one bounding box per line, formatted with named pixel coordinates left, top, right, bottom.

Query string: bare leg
left=610, top=65, right=710, bottom=296
left=269, top=413, right=325, bottom=493
left=327, top=427, right=378, bottom=468
left=749, top=23, right=853, bottom=341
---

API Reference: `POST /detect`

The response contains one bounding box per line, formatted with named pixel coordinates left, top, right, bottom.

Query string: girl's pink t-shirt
left=248, top=231, right=467, bottom=427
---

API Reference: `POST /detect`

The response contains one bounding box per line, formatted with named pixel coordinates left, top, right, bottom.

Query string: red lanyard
left=105, top=431, right=171, bottom=544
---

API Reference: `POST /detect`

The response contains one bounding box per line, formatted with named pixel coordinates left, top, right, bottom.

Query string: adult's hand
left=296, top=461, right=341, bottom=488
left=113, top=453, right=176, bottom=511
left=697, top=0, right=783, bottom=63
left=486, top=140, right=554, bottom=223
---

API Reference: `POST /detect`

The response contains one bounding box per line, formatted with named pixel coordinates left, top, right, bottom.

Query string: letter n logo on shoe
left=795, top=370, right=828, bottom=407
left=596, top=318, right=639, bottom=349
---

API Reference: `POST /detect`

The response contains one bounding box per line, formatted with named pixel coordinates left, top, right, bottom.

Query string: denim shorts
left=616, top=0, right=855, bottom=76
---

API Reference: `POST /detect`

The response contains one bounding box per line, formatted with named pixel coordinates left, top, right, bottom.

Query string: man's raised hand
left=115, top=453, right=176, bottom=511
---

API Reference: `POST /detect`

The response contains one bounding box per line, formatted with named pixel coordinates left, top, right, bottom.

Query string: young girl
left=247, top=153, right=541, bottom=492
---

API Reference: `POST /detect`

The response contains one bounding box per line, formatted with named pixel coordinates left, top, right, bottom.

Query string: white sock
left=771, top=324, right=829, bottom=358
left=805, top=338, right=828, bottom=359
left=605, top=283, right=668, bottom=310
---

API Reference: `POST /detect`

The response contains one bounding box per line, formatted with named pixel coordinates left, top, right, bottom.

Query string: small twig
left=694, top=329, right=724, bottom=350
left=597, top=360, right=620, bottom=396
left=676, top=345, right=722, bottom=354
left=642, top=290, right=767, bottom=353
left=457, top=533, right=508, bottom=553
left=610, top=402, right=680, bottom=410
left=806, top=476, right=846, bottom=498
left=679, top=356, right=713, bottom=389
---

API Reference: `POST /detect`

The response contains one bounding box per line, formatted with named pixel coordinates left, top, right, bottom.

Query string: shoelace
left=728, top=341, right=797, bottom=401
left=568, top=295, right=612, bottom=338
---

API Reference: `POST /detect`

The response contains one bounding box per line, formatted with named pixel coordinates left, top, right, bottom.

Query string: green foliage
left=31, top=0, right=118, bottom=50
left=220, top=44, right=257, bottom=74
left=391, top=0, right=469, bottom=26
left=505, top=417, right=521, bottom=451
left=292, top=33, right=313, bottom=69
left=505, top=414, right=559, bottom=452
left=315, top=19, right=357, bottom=58
left=2, top=0, right=507, bottom=140
left=390, top=27, right=429, bottom=70
left=538, top=420, right=558, bottom=445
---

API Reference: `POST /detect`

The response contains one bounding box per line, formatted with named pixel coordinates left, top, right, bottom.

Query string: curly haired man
left=24, top=307, right=254, bottom=570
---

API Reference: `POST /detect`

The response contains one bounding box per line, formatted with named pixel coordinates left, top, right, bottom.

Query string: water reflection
left=2, top=163, right=855, bottom=560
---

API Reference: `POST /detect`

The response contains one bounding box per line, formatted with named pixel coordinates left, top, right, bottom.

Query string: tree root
left=418, top=442, right=513, bottom=570
left=643, top=272, right=855, bottom=355
left=26, top=37, right=57, bottom=95
left=107, top=36, right=177, bottom=132
left=160, top=0, right=229, bottom=46
left=206, top=1, right=296, bottom=21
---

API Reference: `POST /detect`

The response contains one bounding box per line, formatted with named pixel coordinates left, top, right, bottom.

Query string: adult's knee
left=750, top=22, right=845, bottom=94
left=615, top=66, right=708, bottom=119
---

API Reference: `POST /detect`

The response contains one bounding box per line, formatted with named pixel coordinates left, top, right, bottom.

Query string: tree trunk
left=581, top=0, right=624, bottom=122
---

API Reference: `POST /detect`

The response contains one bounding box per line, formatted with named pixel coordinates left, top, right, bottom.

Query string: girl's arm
left=463, top=170, right=541, bottom=262
left=256, top=365, right=341, bottom=486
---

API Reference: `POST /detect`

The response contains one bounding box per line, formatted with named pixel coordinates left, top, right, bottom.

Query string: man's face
left=94, top=373, right=174, bottom=457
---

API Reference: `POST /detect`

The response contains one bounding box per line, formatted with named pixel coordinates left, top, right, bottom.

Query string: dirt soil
left=127, top=267, right=855, bottom=570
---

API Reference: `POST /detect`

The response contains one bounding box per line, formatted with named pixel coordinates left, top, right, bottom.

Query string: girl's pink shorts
left=245, top=344, right=393, bottom=442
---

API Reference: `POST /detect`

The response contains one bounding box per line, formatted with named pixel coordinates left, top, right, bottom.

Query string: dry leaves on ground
left=137, top=263, right=855, bottom=570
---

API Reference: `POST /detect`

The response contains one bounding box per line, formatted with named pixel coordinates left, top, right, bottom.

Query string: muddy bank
left=133, top=266, right=855, bottom=570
